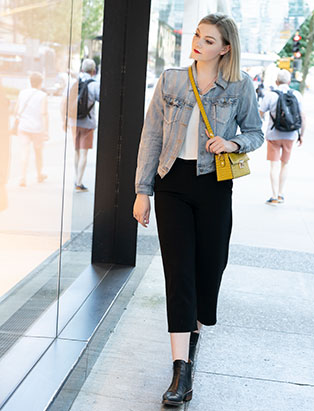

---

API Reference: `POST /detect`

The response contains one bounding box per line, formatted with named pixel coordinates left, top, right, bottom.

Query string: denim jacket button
left=199, top=168, right=204, bottom=173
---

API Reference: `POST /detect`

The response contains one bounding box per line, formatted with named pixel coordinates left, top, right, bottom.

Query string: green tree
left=279, top=11, right=314, bottom=93
left=13, top=0, right=103, bottom=51
left=81, top=0, right=104, bottom=43
left=300, top=11, right=314, bottom=93
left=14, top=0, right=82, bottom=46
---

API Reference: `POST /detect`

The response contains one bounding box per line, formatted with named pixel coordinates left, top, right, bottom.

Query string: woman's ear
left=220, top=45, right=231, bottom=56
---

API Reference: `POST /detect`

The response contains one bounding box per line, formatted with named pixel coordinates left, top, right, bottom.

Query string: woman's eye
left=194, top=32, right=199, bottom=37
left=206, top=40, right=213, bottom=45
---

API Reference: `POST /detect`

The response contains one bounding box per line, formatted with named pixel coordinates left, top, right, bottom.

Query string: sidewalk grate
left=0, top=231, right=93, bottom=360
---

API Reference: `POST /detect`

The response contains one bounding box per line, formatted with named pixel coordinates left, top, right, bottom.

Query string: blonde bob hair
left=198, top=13, right=241, bottom=82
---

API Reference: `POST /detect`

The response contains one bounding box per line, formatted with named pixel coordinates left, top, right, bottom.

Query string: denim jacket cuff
left=229, top=136, right=245, bottom=153
left=135, top=184, right=154, bottom=196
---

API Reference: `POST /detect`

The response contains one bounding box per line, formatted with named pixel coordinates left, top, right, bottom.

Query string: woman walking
left=133, top=13, right=263, bottom=406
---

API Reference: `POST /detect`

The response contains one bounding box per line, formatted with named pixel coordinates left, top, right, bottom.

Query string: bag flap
left=228, top=153, right=249, bottom=165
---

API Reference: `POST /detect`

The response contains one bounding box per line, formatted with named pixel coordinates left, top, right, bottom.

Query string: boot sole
left=162, top=390, right=193, bottom=406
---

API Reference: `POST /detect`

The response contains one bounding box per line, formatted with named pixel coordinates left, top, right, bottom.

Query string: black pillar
left=92, top=0, right=151, bottom=266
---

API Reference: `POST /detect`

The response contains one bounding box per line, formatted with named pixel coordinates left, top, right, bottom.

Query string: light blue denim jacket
left=135, top=62, right=264, bottom=195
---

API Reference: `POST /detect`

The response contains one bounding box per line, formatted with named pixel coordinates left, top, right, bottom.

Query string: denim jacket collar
left=188, top=61, right=228, bottom=91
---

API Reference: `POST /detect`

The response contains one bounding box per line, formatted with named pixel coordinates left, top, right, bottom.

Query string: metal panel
left=1, top=339, right=86, bottom=411
left=0, top=263, right=132, bottom=409
left=26, top=264, right=111, bottom=338
left=0, top=336, right=54, bottom=408
left=58, top=265, right=133, bottom=340
left=92, top=0, right=151, bottom=266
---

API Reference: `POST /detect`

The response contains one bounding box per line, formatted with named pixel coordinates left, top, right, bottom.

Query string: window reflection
left=0, top=0, right=102, bottom=342
left=14, top=72, right=48, bottom=188
left=0, top=78, right=10, bottom=213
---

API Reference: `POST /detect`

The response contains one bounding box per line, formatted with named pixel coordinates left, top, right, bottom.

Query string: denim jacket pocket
left=212, top=97, right=238, bottom=125
left=163, top=95, right=184, bottom=124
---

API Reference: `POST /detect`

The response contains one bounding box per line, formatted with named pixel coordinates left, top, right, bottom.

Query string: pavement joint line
left=215, top=323, right=314, bottom=337
left=230, top=243, right=314, bottom=254
left=194, top=370, right=314, bottom=388
left=228, top=264, right=314, bottom=276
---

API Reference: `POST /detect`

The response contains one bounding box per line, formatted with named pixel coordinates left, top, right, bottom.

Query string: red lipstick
left=194, top=49, right=201, bottom=54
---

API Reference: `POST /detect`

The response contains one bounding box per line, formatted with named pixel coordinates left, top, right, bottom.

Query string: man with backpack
left=259, top=69, right=305, bottom=205
left=68, top=59, right=100, bottom=192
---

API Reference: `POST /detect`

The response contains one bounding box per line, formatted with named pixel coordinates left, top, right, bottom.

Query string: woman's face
left=190, top=23, right=230, bottom=63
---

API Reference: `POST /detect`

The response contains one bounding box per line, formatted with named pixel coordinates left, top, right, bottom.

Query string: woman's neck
left=195, top=60, right=219, bottom=83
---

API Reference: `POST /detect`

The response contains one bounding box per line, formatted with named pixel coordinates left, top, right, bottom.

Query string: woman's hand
left=205, top=129, right=239, bottom=154
left=133, top=194, right=151, bottom=228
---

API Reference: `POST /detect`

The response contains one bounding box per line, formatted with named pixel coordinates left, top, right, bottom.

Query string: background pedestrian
left=259, top=69, right=306, bottom=205
left=15, top=72, right=48, bottom=187
left=70, top=59, right=100, bottom=192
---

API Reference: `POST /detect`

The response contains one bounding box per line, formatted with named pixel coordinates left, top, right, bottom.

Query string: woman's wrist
left=229, top=141, right=240, bottom=152
left=225, top=140, right=239, bottom=153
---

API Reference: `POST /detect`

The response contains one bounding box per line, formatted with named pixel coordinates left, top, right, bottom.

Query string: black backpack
left=270, top=90, right=302, bottom=132
left=68, top=78, right=95, bottom=119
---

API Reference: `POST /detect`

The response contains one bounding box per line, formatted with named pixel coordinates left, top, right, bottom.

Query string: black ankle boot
left=189, top=332, right=200, bottom=365
left=162, top=360, right=192, bottom=406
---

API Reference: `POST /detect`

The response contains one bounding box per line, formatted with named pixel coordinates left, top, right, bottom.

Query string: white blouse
left=18, top=88, right=47, bottom=133
left=178, top=103, right=199, bottom=160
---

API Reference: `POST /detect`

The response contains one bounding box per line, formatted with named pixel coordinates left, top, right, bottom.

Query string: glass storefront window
left=0, top=0, right=103, bottom=362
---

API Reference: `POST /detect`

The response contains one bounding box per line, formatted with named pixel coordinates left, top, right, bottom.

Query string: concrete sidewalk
left=69, top=91, right=314, bottom=411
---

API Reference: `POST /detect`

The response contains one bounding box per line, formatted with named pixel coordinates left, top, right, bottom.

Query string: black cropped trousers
left=154, top=158, right=232, bottom=333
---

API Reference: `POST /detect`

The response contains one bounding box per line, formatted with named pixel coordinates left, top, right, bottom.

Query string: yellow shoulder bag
left=188, top=66, right=250, bottom=182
